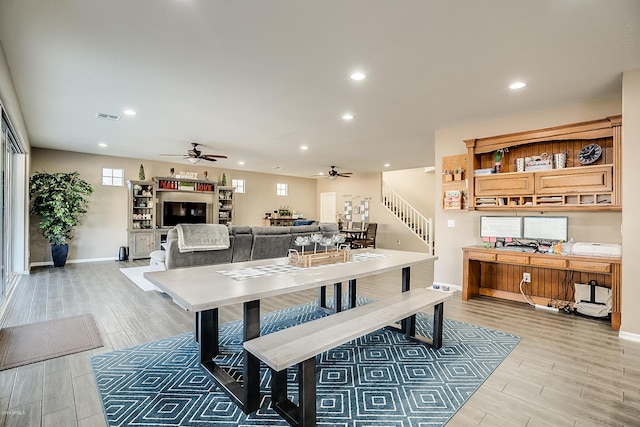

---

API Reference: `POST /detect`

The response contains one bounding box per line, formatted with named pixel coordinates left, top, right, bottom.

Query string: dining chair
left=351, top=223, right=377, bottom=249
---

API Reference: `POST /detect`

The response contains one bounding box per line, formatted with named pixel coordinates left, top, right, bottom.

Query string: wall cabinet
left=127, top=180, right=156, bottom=259
left=217, top=186, right=234, bottom=225
left=464, top=116, right=622, bottom=211
left=126, top=177, right=235, bottom=258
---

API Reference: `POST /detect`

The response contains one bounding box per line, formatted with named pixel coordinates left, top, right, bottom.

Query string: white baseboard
left=618, top=330, right=640, bottom=343
left=30, top=256, right=119, bottom=268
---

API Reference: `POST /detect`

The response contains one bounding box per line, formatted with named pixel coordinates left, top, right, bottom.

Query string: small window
left=102, top=168, right=124, bottom=186
left=232, top=178, right=245, bottom=194
left=276, top=183, right=288, bottom=196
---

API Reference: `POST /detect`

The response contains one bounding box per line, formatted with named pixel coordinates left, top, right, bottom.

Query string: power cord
left=519, top=278, right=535, bottom=307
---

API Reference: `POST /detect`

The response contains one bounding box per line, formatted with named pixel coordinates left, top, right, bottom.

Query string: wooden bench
left=243, top=288, right=451, bottom=427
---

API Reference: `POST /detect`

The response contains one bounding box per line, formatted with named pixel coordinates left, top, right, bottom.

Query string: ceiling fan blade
left=337, top=174, right=352, bottom=178
left=201, top=154, right=228, bottom=160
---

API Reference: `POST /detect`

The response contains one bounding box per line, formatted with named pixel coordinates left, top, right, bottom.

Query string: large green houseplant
left=29, top=171, right=94, bottom=267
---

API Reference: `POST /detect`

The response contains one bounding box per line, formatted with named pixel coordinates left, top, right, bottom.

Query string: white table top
left=144, top=248, right=437, bottom=312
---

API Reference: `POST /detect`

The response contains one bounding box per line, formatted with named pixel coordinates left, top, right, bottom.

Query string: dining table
left=144, top=248, right=438, bottom=415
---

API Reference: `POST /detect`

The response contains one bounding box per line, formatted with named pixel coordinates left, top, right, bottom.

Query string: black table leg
left=243, top=300, right=261, bottom=413
left=318, top=286, right=327, bottom=310
left=401, top=266, right=411, bottom=331
left=198, top=300, right=261, bottom=414
left=348, top=279, right=357, bottom=309
left=333, top=282, right=342, bottom=313
left=197, top=309, right=218, bottom=362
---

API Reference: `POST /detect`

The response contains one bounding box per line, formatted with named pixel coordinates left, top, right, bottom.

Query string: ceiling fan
left=314, top=166, right=353, bottom=180
left=160, top=143, right=228, bottom=164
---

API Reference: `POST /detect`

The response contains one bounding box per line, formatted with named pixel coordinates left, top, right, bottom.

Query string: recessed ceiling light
left=342, top=114, right=355, bottom=120
left=384, top=163, right=390, bottom=168
left=318, top=172, right=325, bottom=176
left=98, top=142, right=108, bottom=148
left=509, top=81, right=527, bottom=90
left=350, top=72, right=366, bottom=81
left=238, top=161, right=245, bottom=165
left=300, top=145, right=308, bottom=151
left=123, top=109, right=137, bottom=116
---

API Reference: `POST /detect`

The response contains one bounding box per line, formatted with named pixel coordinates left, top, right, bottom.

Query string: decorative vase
left=51, top=243, right=69, bottom=267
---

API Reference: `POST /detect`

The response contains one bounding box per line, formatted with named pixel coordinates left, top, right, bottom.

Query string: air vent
left=96, top=113, right=121, bottom=121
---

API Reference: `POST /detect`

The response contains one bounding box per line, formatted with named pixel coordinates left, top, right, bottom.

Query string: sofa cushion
left=319, top=222, right=339, bottom=237
left=250, top=226, right=293, bottom=260
left=230, top=226, right=253, bottom=262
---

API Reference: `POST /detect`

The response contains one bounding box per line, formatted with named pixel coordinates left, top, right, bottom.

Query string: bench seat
left=244, top=288, right=451, bottom=427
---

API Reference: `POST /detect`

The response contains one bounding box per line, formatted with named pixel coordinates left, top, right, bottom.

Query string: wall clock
left=578, top=143, right=602, bottom=165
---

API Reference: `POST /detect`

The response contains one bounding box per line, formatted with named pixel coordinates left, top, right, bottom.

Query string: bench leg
left=271, top=358, right=317, bottom=427
left=243, top=300, right=261, bottom=413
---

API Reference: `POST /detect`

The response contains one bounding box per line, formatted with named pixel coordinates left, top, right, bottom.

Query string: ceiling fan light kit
left=160, top=142, right=227, bottom=163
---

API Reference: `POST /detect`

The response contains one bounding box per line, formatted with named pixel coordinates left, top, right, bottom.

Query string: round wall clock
left=578, top=143, right=602, bottom=165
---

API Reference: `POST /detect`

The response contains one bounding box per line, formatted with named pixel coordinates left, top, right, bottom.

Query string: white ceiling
left=1, top=0, right=639, bottom=178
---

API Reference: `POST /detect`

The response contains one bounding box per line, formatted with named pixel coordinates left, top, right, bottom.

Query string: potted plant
left=29, top=171, right=94, bottom=267
left=494, top=148, right=509, bottom=173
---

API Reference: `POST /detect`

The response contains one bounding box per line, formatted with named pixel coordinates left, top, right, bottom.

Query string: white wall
left=433, top=98, right=623, bottom=288
left=621, top=68, right=640, bottom=336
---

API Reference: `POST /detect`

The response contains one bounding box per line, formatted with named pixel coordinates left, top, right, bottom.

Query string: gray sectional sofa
left=162, top=223, right=339, bottom=270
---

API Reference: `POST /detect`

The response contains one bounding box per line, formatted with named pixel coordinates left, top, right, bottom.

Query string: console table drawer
left=569, top=260, right=611, bottom=273
left=468, top=252, right=496, bottom=262
left=530, top=257, right=567, bottom=268
left=496, top=254, right=529, bottom=265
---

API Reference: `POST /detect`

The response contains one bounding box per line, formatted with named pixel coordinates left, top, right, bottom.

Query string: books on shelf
left=474, top=168, right=495, bottom=176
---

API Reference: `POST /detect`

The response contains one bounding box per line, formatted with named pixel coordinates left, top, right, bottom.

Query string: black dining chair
left=351, top=223, right=377, bottom=249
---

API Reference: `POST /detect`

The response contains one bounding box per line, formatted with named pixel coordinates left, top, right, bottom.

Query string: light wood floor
left=1, top=259, right=639, bottom=426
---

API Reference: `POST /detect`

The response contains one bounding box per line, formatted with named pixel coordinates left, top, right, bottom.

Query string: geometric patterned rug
left=91, top=299, right=520, bottom=426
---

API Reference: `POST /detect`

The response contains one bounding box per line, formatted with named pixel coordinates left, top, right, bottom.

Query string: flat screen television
left=480, top=216, right=523, bottom=239
left=523, top=216, right=568, bottom=242
left=162, top=201, right=207, bottom=227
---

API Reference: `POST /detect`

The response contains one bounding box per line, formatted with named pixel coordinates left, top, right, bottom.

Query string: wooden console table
left=462, top=246, right=622, bottom=330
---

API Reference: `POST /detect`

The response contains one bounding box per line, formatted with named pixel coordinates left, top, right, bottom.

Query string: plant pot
left=494, top=162, right=503, bottom=173
left=51, top=244, right=69, bottom=267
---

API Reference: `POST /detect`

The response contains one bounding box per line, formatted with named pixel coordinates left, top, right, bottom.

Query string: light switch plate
left=447, top=219, right=455, bottom=228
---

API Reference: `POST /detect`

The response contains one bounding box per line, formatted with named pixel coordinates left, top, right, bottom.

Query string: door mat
left=0, top=313, right=103, bottom=370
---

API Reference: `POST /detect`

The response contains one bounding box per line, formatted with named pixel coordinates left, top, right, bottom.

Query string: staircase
left=382, top=181, right=434, bottom=254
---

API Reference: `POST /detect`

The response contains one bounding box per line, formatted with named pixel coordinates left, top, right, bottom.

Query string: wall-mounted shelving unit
left=464, top=116, right=622, bottom=211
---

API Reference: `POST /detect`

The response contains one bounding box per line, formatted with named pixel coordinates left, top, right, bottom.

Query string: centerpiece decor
left=29, top=171, right=94, bottom=267
left=289, top=233, right=349, bottom=267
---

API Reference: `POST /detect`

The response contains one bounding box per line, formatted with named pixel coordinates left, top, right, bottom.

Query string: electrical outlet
left=523, top=272, right=531, bottom=283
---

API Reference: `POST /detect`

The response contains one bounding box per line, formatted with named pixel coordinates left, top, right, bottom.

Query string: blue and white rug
left=91, top=300, right=520, bottom=426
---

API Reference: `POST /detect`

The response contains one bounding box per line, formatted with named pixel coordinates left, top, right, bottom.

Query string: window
left=102, top=168, right=124, bottom=186
left=232, top=178, right=245, bottom=194
left=276, top=183, right=288, bottom=196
